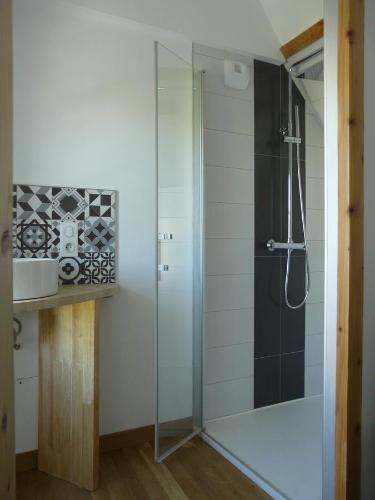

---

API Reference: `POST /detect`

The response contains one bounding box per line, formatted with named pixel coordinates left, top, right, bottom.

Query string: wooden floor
left=16, top=437, right=270, bottom=499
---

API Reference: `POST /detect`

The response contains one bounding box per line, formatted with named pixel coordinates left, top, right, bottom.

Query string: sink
left=13, top=258, right=58, bottom=301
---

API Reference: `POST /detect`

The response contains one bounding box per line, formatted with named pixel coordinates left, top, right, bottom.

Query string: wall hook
left=13, top=317, right=22, bottom=350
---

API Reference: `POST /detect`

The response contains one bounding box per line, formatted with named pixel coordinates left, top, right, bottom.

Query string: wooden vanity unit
left=13, top=284, right=119, bottom=491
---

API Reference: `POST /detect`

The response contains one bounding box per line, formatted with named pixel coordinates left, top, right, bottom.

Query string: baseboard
left=16, top=424, right=155, bottom=473
left=16, top=450, right=38, bottom=473
left=100, top=424, right=154, bottom=453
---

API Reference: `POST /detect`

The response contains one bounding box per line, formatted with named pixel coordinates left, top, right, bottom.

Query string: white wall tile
left=205, top=309, right=254, bottom=348
left=305, top=101, right=314, bottom=114
left=305, top=96, right=325, bottom=394
left=205, top=203, right=254, bottom=239
left=308, top=240, right=324, bottom=272
left=205, top=343, right=254, bottom=384
left=303, top=80, right=324, bottom=124
left=307, top=177, right=324, bottom=210
left=306, top=146, right=324, bottom=179
left=205, top=166, right=254, bottom=205
left=202, top=46, right=255, bottom=421
left=204, top=92, right=254, bottom=135
left=205, top=238, right=254, bottom=275
left=205, top=274, right=254, bottom=312
left=302, top=80, right=324, bottom=104
left=306, top=303, right=325, bottom=336
left=205, top=377, right=253, bottom=420
left=306, top=209, right=324, bottom=241
left=204, top=129, right=254, bottom=170
left=307, top=271, right=324, bottom=304
left=305, top=364, right=324, bottom=397
left=194, top=52, right=254, bottom=101
left=306, top=113, right=324, bottom=147
left=305, top=334, right=324, bottom=366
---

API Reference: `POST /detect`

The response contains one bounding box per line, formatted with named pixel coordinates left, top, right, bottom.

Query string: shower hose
left=284, top=105, right=310, bottom=310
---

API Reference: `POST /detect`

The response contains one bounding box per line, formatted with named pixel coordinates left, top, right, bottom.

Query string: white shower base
left=203, top=395, right=322, bottom=500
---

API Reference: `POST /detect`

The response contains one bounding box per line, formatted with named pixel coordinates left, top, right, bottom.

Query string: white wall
left=12, top=0, right=192, bottom=452
left=260, top=0, right=323, bottom=46
left=63, top=0, right=282, bottom=62
left=194, top=45, right=255, bottom=421
left=362, top=0, right=375, bottom=497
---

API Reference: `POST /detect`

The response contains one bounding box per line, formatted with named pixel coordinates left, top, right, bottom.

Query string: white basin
left=13, top=258, right=58, bottom=301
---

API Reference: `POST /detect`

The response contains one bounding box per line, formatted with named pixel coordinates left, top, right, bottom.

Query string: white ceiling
left=259, top=0, right=323, bottom=46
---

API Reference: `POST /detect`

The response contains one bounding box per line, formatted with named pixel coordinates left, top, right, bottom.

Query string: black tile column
left=254, top=60, right=306, bottom=409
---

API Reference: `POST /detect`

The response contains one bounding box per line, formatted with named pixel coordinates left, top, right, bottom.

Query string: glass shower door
left=155, top=43, right=203, bottom=461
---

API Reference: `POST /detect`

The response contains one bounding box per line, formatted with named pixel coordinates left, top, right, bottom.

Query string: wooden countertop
left=13, top=284, right=119, bottom=313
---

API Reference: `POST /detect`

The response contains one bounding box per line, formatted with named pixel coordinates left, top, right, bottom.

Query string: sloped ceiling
left=259, top=0, right=323, bottom=46
left=62, top=0, right=282, bottom=61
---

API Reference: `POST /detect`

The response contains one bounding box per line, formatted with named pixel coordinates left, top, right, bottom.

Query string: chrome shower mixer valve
left=267, top=239, right=306, bottom=252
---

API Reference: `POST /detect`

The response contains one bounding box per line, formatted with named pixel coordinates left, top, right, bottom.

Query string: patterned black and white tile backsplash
left=13, top=184, right=117, bottom=285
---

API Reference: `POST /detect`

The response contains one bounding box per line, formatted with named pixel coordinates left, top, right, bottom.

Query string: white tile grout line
left=205, top=340, right=255, bottom=351
left=203, top=90, right=254, bottom=104
left=204, top=375, right=254, bottom=387
left=204, top=127, right=254, bottom=138
left=205, top=201, right=255, bottom=206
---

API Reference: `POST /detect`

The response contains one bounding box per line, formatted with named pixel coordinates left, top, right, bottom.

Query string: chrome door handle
left=158, top=233, right=173, bottom=241
left=157, top=233, right=172, bottom=280
left=158, top=265, right=169, bottom=272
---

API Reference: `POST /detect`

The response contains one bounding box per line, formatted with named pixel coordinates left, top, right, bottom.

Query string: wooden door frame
left=0, top=0, right=15, bottom=499
left=335, top=0, right=364, bottom=498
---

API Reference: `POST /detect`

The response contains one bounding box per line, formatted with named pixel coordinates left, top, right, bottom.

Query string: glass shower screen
left=155, top=43, right=203, bottom=461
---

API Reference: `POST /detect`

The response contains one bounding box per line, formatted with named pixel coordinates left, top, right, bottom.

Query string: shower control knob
left=267, top=239, right=276, bottom=252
